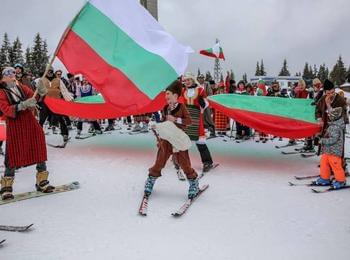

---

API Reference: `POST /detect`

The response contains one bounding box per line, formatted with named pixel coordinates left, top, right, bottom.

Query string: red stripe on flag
left=209, top=100, right=320, bottom=138
left=57, top=30, right=154, bottom=112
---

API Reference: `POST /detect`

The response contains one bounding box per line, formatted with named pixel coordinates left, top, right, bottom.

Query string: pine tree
left=205, top=71, right=212, bottom=81
left=197, top=68, right=201, bottom=77
left=260, top=60, right=266, bottom=76
left=317, top=63, right=329, bottom=82
left=24, top=47, right=33, bottom=72
left=9, top=37, right=24, bottom=66
left=0, top=33, right=12, bottom=68
left=302, top=62, right=313, bottom=79
left=278, top=59, right=290, bottom=76
left=243, top=73, right=248, bottom=83
left=255, top=61, right=260, bottom=76
left=312, top=64, right=318, bottom=78
left=346, top=66, right=350, bottom=82
left=230, top=69, right=235, bottom=81
left=330, top=55, right=347, bottom=86
left=31, top=33, right=49, bottom=77
left=220, top=73, right=224, bottom=82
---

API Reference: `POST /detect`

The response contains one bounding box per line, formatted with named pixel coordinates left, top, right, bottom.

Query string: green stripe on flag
left=208, top=94, right=317, bottom=124
left=72, top=3, right=178, bottom=99
left=75, top=95, right=105, bottom=104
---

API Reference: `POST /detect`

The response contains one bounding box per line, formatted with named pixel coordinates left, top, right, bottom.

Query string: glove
left=36, top=79, right=48, bottom=97
left=17, top=97, right=37, bottom=111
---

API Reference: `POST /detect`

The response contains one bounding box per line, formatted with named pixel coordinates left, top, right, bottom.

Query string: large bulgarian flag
left=50, top=0, right=191, bottom=115
left=200, top=42, right=225, bottom=60
left=208, top=94, right=321, bottom=138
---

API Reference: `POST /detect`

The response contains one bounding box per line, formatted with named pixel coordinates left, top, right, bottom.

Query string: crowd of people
left=0, top=62, right=349, bottom=201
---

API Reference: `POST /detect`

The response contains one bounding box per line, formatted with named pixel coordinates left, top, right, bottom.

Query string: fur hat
left=166, top=80, right=183, bottom=97
left=312, top=78, right=321, bottom=85
left=2, top=67, right=16, bottom=77
left=323, top=79, right=334, bottom=91
left=183, top=72, right=200, bottom=86
left=328, top=107, right=342, bottom=121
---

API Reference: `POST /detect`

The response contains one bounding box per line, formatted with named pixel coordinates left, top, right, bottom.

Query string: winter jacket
left=320, top=117, right=345, bottom=157
left=316, top=93, right=348, bottom=128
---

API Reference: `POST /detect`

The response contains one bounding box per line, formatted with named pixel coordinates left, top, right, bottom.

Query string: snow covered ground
left=1, top=126, right=350, bottom=260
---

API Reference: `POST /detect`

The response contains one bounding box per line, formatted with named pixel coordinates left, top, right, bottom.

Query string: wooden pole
left=33, top=2, right=86, bottom=98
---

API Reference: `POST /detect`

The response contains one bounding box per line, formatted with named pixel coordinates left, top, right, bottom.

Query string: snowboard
left=0, top=182, right=80, bottom=206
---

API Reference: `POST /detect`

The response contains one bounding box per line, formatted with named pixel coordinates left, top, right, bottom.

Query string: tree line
left=0, top=33, right=49, bottom=77
left=1, top=33, right=349, bottom=86
left=254, top=57, right=350, bottom=85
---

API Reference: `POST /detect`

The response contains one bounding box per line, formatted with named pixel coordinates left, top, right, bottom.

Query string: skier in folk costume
left=0, top=67, right=54, bottom=201
left=181, top=72, right=214, bottom=172
left=144, top=80, right=200, bottom=199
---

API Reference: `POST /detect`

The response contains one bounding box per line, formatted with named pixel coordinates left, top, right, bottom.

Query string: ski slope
left=1, top=128, right=350, bottom=260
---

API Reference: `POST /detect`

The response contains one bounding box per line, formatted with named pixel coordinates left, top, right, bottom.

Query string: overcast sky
left=1, top=0, right=349, bottom=80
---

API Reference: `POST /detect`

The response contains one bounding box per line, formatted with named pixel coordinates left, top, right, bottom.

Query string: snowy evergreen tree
left=205, top=71, right=212, bottom=81
left=278, top=59, right=290, bottom=76
left=312, top=64, right=318, bottom=78
left=317, top=64, right=329, bottom=82
left=0, top=33, right=12, bottom=68
left=330, top=56, right=347, bottom=86
left=346, top=66, right=350, bottom=82
left=31, top=33, right=49, bottom=77
left=230, top=69, right=235, bottom=81
left=24, top=47, right=33, bottom=72
left=197, top=68, right=201, bottom=77
left=260, top=60, right=266, bottom=76
left=9, top=37, right=24, bottom=66
left=242, top=73, right=248, bottom=83
left=255, top=62, right=260, bottom=76
left=302, top=62, right=313, bottom=79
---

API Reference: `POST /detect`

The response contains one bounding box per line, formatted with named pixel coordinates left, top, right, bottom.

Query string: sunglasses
left=56, top=73, right=62, bottom=76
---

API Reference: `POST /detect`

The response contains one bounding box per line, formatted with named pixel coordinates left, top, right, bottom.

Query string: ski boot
left=331, top=181, right=346, bottom=190
left=140, top=123, right=149, bottom=133
left=52, top=126, right=58, bottom=134
left=144, top=176, right=157, bottom=196
left=288, top=139, right=297, bottom=145
left=94, top=129, right=103, bottom=135
left=188, top=179, right=199, bottom=199
left=105, top=124, right=115, bottom=131
left=313, top=177, right=331, bottom=186
left=203, top=163, right=214, bottom=173
left=132, top=124, right=141, bottom=132
left=75, top=130, right=81, bottom=139
left=0, top=176, right=14, bottom=200
left=36, top=171, right=55, bottom=193
left=63, top=135, right=69, bottom=143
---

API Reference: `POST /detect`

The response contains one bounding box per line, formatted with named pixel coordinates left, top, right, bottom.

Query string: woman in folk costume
left=144, top=81, right=200, bottom=199
left=0, top=67, right=54, bottom=200
left=181, top=72, right=214, bottom=173
left=213, top=81, right=229, bottom=135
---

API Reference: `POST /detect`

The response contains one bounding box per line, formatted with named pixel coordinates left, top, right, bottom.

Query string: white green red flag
left=200, top=42, right=225, bottom=60
left=55, top=0, right=191, bottom=113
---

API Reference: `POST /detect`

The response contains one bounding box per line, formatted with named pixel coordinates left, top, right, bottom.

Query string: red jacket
left=0, top=83, right=47, bottom=168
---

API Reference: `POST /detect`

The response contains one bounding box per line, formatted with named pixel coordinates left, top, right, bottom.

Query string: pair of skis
left=289, top=175, right=350, bottom=193
left=139, top=184, right=209, bottom=217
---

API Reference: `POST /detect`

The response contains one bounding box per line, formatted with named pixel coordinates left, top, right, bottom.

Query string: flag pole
left=33, top=2, right=87, bottom=98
